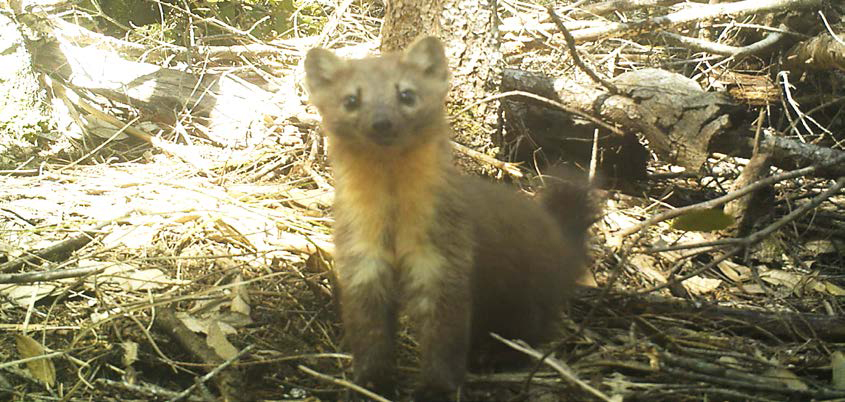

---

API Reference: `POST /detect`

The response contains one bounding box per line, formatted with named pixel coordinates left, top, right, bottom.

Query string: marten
left=304, top=36, right=593, bottom=400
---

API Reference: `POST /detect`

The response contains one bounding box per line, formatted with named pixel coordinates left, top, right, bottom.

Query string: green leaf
left=671, top=208, right=734, bottom=232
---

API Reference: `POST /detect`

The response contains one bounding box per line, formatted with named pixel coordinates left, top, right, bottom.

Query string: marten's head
left=305, top=37, right=450, bottom=151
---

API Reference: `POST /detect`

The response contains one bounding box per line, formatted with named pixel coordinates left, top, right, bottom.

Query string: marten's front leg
left=404, top=249, right=471, bottom=401
left=338, top=254, right=398, bottom=396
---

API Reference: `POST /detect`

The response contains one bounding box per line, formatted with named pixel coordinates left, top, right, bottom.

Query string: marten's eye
left=398, top=89, right=416, bottom=106
left=342, top=94, right=360, bottom=111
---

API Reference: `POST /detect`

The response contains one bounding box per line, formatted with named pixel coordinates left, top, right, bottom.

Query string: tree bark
left=783, top=26, right=845, bottom=72
left=379, top=0, right=504, bottom=174
left=503, top=68, right=734, bottom=173
left=380, top=0, right=445, bottom=52
left=440, top=0, right=503, bottom=175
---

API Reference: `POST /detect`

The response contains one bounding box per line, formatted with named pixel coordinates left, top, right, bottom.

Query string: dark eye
left=343, top=94, right=360, bottom=111
left=398, top=89, right=416, bottom=106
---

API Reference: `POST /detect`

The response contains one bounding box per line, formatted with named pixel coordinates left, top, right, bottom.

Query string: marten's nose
left=369, top=116, right=398, bottom=145
left=372, top=119, right=393, bottom=133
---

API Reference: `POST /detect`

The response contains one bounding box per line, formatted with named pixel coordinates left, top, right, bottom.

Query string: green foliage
left=671, top=208, right=735, bottom=232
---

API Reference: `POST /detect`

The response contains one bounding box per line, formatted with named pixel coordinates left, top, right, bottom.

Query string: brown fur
left=304, top=37, right=591, bottom=400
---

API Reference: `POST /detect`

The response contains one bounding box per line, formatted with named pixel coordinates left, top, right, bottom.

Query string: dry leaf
left=207, top=321, right=238, bottom=360
left=175, top=312, right=207, bottom=333
left=763, top=367, right=807, bottom=391
left=231, top=274, right=252, bottom=316
left=735, top=283, right=766, bottom=294
left=825, top=282, right=845, bottom=296
left=212, top=218, right=255, bottom=250
left=0, top=284, right=57, bottom=308
left=803, top=239, right=837, bottom=255
left=682, top=276, right=722, bottom=295
left=760, top=270, right=802, bottom=292
left=15, top=335, right=56, bottom=387
left=83, top=261, right=184, bottom=291
left=717, top=260, right=750, bottom=282
left=832, top=351, right=845, bottom=389
left=173, top=214, right=201, bottom=223
left=629, top=255, right=666, bottom=284
left=758, top=268, right=845, bottom=297
left=101, top=225, right=159, bottom=249
left=175, top=311, right=239, bottom=335
left=116, top=268, right=170, bottom=291
left=287, top=188, right=333, bottom=210
left=122, top=341, right=138, bottom=367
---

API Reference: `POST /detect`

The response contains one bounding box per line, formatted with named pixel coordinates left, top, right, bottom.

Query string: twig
left=298, top=365, right=392, bottom=402
left=96, top=378, right=204, bottom=402
left=168, top=345, right=255, bottom=402
left=659, top=349, right=845, bottom=398
left=547, top=6, right=619, bottom=94
left=744, top=176, right=845, bottom=243
left=0, top=265, right=106, bottom=284
left=619, top=153, right=845, bottom=237
left=59, top=116, right=140, bottom=171
left=0, top=351, right=65, bottom=370
left=452, top=141, right=524, bottom=178
left=568, top=0, right=823, bottom=43
left=819, top=10, right=845, bottom=47
left=645, top=238, right=739, bottom=253
left=491, top=334, right=619, bottom=402
left=589, top=128, right=599, bottom=183
left=454, top=90, right=624, bottom=136
left=658, top=27, right=786, bottom=57
left=317, top=0, right=355, bottom=47
left=640, top=176, right=844, bottom=292
left=0, top=226, right=106, bottom=273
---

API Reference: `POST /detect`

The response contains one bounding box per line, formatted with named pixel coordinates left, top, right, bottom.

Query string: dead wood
left=657, top=349, right=845, bottom=399
left=658, top=27, right=787, bottom=57
left=713, top=130, right=845, bottom=178
left=0, top=227, right=102, bottom=273
left=566, top=0, right=824, bottom=43
left=573, top=0, right=685, bottom=17
left=723, top=151, right=774, bottom=236
left=0, top=265, right=105, bottom=284
left=14, top=11, right=292, bottom=148
left=783, top=26, right=845, bottom=72
left=620, top=152, right=845, bottom=237
left=380, top=0, right=445, bottom=52
left=94, top=378, right=204, bottom=401
left=579, top=288, right=845, bottom=343
left=152, top=308, right=246, bottom=401
left=441, top=0, right=504, bottom=174
left=503, top=66, right=845, bottom=177
left=493, top=334, right=617, bottom=402
left=502, top=67, right=733, bottom=172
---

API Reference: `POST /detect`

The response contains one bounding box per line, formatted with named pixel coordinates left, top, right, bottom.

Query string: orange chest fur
left=331, top=141, right=446, bottom=260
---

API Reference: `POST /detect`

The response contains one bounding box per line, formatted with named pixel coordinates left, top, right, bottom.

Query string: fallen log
left=502, top=67, right=845, bottom=178
left=576, top=287, right=845, bottom=342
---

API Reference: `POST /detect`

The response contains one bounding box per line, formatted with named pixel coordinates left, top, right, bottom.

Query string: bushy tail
left=539, top=167, right=599, bottom=245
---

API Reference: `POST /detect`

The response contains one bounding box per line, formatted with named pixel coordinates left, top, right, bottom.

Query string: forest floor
left=1, top=1, right=845, bottom=401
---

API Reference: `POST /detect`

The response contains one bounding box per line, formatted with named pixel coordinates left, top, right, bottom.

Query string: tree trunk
left=380, top=0, right=445, bottom=52
left=379, top=0, right=505, bottom=175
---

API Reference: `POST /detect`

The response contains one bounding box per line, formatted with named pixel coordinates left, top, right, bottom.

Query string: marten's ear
left=304, top=48, right=344, bottom=91
left=402, top=36, right=449, bottom=79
